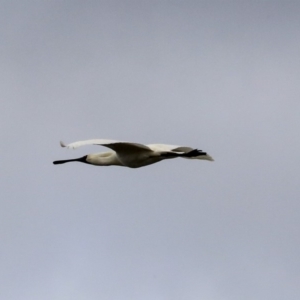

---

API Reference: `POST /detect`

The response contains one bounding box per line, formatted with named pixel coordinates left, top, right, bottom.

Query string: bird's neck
left=86, top=152, right=123, bottom=166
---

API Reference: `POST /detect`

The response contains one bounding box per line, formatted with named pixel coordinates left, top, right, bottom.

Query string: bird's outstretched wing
left=60, top=139, right=152, bottom=153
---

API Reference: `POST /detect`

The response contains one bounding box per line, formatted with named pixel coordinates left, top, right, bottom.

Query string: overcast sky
left=1, top=1, right=300, bottom=299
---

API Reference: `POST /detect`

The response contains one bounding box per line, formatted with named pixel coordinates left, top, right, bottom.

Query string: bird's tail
left=193, top=154, right=214, bottom=161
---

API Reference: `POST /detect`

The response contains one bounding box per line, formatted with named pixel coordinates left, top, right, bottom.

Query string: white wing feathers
left=61, top=140, right=182, bottom=152
left=60, top=139, right=121, bottom=149
left=60, top=139, right=152, bottom=153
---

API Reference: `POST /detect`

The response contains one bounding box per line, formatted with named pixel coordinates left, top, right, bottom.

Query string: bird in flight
left=53, top=139, right=214, bottom=168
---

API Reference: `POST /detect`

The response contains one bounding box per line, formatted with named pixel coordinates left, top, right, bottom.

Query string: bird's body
left=53, top=139, right=214, bottom=168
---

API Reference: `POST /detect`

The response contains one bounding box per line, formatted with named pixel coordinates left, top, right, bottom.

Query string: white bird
left=53, top=139, right=214, bottom=168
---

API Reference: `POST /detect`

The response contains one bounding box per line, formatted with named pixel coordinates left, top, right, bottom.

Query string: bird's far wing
left=60, top=139, right=152, bottom=153
left=60, top=139, right=121, bottom=149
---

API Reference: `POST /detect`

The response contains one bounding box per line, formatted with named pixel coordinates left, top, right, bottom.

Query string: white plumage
left=53, top=139, right=214, bottom=168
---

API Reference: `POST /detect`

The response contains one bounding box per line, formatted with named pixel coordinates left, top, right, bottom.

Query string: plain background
left=1, top=1, right=300, bottom=299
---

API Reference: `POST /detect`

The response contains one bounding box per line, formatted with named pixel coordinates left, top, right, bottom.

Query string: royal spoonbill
left=53, top=139, right=214, bottom=168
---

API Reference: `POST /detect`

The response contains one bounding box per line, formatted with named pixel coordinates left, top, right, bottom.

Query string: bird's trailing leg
left=183, top=149, right=207, bottom=157
left=159, top=149, right=207, bottom=158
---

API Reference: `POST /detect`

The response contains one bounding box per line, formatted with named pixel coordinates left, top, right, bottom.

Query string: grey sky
left=1, top=1, right=300, bottom=299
